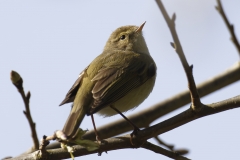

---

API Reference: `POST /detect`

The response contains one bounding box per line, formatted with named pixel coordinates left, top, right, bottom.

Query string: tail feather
left=62, top=102, right=86, bottom=139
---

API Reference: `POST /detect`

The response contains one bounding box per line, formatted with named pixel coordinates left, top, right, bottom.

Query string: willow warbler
left=60, top=22, right=156, bottom=140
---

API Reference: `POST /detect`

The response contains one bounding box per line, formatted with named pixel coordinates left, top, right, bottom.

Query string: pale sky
left=1, top=0, right=240, bottom=160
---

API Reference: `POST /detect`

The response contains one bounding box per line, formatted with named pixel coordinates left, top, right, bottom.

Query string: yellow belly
left=97, top=75, right=156, bottom=117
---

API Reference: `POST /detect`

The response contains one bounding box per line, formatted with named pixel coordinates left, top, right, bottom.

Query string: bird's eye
left=120, top=35, right=126, bottom=40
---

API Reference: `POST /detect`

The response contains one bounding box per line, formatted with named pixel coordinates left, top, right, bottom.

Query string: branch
left=9, top=95, right=240, bottom=160
left=155, top=0, right=202, bottom=111
left=10, top=71, right=39, bottom=151
left=138, top=95, right=240, bottom=141
left=8, top=136, right=187, bottom=160
left=10, top=136, right=131, bottom=160
left=216, top=0, right=240, bottom=56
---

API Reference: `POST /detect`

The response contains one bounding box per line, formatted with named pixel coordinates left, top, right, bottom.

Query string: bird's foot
left=96, top=135, right=107, bottom=145
left=130, top=127, right=140, bottom=146
left=55, top=130, right=68, bottom=142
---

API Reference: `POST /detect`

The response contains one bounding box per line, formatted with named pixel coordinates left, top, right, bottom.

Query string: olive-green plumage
left=60, top=22, right=156, bottom=139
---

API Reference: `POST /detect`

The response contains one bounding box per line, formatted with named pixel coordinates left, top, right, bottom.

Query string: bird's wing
left=88, top=54, right=156, bottom=114
left=59, top=66, right=88, bottom=106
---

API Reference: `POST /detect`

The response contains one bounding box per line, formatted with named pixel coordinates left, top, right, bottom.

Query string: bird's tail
left=62, top=98, right=87, bottom=139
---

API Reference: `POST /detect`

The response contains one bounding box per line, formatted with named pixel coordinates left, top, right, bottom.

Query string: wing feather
left=59, top=67, right=88, bottom=106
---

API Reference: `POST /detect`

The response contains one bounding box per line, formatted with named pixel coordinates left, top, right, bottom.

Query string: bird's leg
left=110, top=105, right=139, bottom=130
left=110, top=105, right=140, bottom=145
left=91, top=114, right=101, bottom=143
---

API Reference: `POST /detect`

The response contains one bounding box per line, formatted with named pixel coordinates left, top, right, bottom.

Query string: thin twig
left=154, top=136, right=174, bottom=151
left=141, top=141, right=190, bottom=160
left=155, top=0, right=202, bottom=111
left=216, top=0, right=240, bottom=56
left=20, top=90, right=39, bottom=151
left=154, top=136, right=189, bottom=156
left=10, top=71, right=39, bottom=151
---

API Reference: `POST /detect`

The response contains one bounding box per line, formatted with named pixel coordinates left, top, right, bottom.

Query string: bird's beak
left=135, top=21, right=146, bottom=33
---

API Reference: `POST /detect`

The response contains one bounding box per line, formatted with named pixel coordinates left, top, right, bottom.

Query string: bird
left=59, top=22, right=157, bottom=142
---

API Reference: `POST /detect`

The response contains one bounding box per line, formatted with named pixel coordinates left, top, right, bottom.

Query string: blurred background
left=1, top=0, right=240, bottom=159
